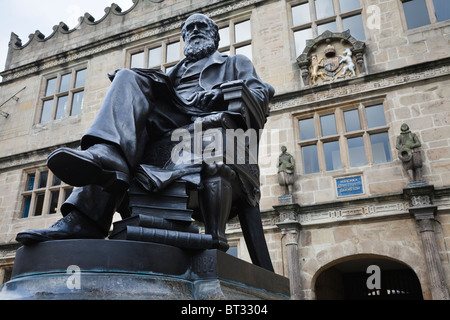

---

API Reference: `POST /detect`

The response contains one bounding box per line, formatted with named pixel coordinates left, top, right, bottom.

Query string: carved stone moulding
left=297, top=30, right=366, bottom=86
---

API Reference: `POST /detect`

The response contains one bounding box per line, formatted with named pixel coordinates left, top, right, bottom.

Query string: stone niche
left=297, top=30, right=366, bottom=86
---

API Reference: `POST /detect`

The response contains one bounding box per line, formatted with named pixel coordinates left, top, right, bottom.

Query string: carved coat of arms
left=297, top=30, right=366, bottom=86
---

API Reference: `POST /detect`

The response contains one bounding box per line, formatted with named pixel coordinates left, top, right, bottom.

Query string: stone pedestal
left=0, top=240, right=290, bottom=300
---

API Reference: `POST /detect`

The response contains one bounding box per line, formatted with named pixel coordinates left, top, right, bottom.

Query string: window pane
left=370, top=132, right=392, bottom=164
left=40, top=99, right=53, bottom=124
left=26, top=174, right=35, bottom=191
left=74, top=69, right=86, bottom=88
left=219, top=27, right=230, bottom=48
left=22, top=195, right=31, bottom=218
left=166, top=42, right=180, bottom=63
left=317, top=21, right=338, bottom=35
left=235, top=44, right=253, bottom=61
left=52, top=175, right=61, bottom=186
left=402, top=0, right=431, bottom=29
left=45, top=78, right=57, bottom=96
left=71, top=91, right=84, bottom=116
left=235, top=20, right=251, bottom=43
left=59, top=73, right=72, bottom=93
left=348, top=136, right=366, bottom=167
left=344, top=109, right=361, bottom=132
left=49, top=190, right=60, bottom=214
left=148, top=47, right=162, bottom=68
left=339, top=0, right=360, bottom=12
left=299, top=118, right=316, bottom=140
left=292, top=3, right=311, bottom=26
left=433, top=0, right=450, bottom=22
left=366, top=105, right=386, bottom=128
left=302, top=145, right=320, bottom=174
left=34, top=193, right=45, bottom=216
left=315, top=0, right=335, bottom=20
left=131, top=52, right=145, bottom=68
left=342, top=14, right=365, bottom=41
left=38, top=171, right=48, bottom=189
left=56, top=95, right=68, bottom=120
left=323, top=141, right=342, bottom=171
left=320, top=114, right=337, bottom=136
left=294, top=28, right=312, bottom=56
left=64, top=188, right=73, bottom=201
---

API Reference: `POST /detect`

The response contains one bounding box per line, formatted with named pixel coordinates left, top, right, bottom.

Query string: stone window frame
left=0, top=265, right=13, bottom=286
left=19, top=167, right=73, bottom=219
left=36, top=64, right=87, bottom=124
left=127, top=15, right=254, bottom=70
left=288, top=0, right=366, bottom=57
left=294, top=97, right=392, bottom=175
left=128, top=36, right=183, bottom=72
left=398, top=0, right=450, bottom=31
left=216, top=16, right=253, bottom=61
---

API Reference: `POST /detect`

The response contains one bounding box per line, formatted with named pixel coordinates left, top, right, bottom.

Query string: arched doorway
left=314, top=255, right=423, bottom=300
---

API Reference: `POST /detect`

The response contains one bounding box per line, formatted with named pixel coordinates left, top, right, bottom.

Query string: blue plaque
left=336, top=176, right=364, bottom=197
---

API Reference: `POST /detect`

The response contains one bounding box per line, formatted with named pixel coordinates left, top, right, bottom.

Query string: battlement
left=9, top=2, right=135, bottom=50
left=0, top=0, right=252, bottom=82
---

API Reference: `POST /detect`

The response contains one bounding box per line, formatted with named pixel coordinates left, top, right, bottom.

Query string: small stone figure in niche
left=277, top=146, right=295, bottom=195
left=396, top=123, right=423, bottom=183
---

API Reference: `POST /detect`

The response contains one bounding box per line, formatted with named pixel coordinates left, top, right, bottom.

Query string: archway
left=314, top=255, right=423, bottom=300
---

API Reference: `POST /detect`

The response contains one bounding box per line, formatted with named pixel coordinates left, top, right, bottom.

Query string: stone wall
left=299, top=216, right=432, bottom=299
left=259, top=73, right=450, bottom=211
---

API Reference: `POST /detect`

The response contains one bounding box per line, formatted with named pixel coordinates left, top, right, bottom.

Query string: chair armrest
left=220, top=80, right=266, bottom=131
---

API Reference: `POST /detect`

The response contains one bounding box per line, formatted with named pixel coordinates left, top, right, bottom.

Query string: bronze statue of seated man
left=16, top=13, right=274, bottom=271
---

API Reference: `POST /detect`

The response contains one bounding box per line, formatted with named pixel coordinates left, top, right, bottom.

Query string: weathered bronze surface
left=16, top=14, right=274, bottom=271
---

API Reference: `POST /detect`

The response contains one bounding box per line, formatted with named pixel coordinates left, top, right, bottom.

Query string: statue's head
left=401, top=123, right=410, bottom=133
left=281, top=146, right=287, bottom=153
left=181, top=14, right=220, bottom=61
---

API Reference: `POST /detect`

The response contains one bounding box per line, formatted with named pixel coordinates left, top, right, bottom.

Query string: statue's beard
left=184, top=37, right=217, bottom=61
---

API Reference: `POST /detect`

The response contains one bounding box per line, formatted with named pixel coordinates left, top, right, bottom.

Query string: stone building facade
left=0, top=0, right=449, bottom=300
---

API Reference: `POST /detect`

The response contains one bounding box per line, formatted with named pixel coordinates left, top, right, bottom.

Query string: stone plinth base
left=0, top=240, right=289, bottom=300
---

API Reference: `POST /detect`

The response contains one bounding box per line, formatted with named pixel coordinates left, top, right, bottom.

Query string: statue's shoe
left=47, top=144, right=130, bottom=191
left=16, top=211, right=105, bottom=245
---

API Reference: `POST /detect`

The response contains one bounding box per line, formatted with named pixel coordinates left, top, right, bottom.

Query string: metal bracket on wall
left=0, top=86, right=26, bottom=118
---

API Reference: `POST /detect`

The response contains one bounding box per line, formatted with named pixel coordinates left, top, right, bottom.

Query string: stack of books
left=110, top=180, right=213, bottom=249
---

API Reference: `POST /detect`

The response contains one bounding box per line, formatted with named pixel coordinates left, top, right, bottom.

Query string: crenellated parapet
left=7, top=1, right=146, bottom=49
left=2, top=0, right=166, bottom=75
left=1, top=0, right=264, bottom=82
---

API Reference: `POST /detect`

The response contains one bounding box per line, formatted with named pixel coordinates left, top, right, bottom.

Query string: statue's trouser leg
left=80, top=69, right=154, bottom=169
left=61, top=185, right=126, bottom=235
left=61, top=69, right=189, bottom=233
left=80, top=69, right=190, bottom=169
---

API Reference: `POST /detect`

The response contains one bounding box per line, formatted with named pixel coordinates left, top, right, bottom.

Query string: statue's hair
left=181, top=14, right=220, bottom=49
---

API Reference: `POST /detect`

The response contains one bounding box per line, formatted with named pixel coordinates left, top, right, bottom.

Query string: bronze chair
left=111, top=81, right=274, bottom=272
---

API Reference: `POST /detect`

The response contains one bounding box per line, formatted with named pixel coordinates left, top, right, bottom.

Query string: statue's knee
left=116, top=68, right=134, bottom=77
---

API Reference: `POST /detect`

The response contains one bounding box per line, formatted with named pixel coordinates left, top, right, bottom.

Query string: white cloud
left=0, top=0, right=134, bottom=73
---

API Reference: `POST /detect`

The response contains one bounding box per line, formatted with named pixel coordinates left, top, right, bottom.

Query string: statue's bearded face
left=182, top=15, right=219, bottom=61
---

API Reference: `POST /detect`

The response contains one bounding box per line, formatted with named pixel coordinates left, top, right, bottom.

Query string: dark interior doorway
left=314, top=256, right=423, bottom=300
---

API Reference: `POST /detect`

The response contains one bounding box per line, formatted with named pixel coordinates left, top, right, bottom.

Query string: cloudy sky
left=0, top=0, right=134, bottom=73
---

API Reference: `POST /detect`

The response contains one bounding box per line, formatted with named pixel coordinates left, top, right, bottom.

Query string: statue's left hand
left=196, top=89, right=225, bottom=110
